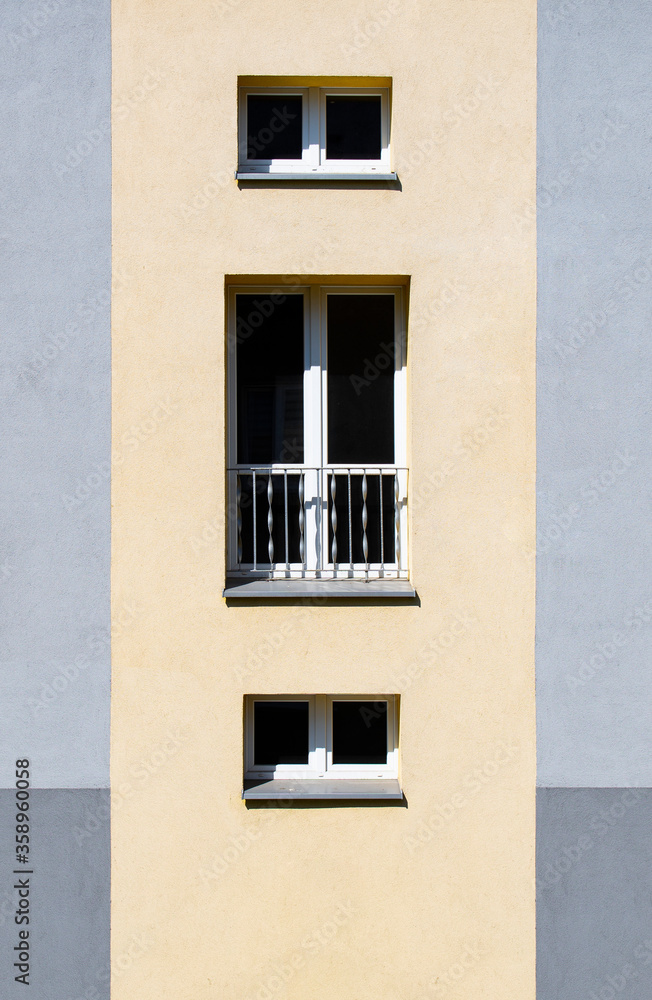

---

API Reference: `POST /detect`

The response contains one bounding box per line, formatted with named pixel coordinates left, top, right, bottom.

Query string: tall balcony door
left=227, top=284, right=408, bottom=581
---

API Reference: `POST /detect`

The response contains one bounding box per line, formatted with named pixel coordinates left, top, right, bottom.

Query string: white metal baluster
left=252, top=470, right=257, bottom=571
left=236, top=474, right=242, bottom=566
left=267, top=473, right=274, bottom=569
left=284, top=470, right=289, bottom=570
left=394, top=473, right=400, bottom=570
left=379, top=470, right=384, bottom=575
left=362, top=471, right=369, bottom=578
left=298, top=472, right=305, bottom=573
left=330, top=473, right=338, bottom=569
left=347, top=469, right=352, bottom=570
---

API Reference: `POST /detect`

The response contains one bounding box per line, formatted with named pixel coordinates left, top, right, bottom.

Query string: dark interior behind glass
left=246, top=95, right=303, bottom=160
left=332, top=701, right=388, bottom=765
left=327, top=294, right=395, bottom=465
left=236, top=294, right=304, bottom=465
left=326, top=96, right=382, bottom=160
left=253, top=701, right=310, bottom=765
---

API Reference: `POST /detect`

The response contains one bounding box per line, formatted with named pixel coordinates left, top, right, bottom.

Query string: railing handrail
left=227, top=465, right=408, bottom=579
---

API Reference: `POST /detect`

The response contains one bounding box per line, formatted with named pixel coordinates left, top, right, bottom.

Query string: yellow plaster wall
left=111, top=1, right=536, bottom=997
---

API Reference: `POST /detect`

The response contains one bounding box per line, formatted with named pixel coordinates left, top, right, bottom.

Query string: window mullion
left=302, top=287, right=322, bottom=573
left=315, top=695, right=327, bottom=775
left=307, top=87, right=320, bottom=168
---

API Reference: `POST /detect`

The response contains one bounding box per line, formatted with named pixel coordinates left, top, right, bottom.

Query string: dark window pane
left=328, top=473, right=396, bottom=565
left=326, top=96, right=381, bottom=160
left=332, top=701, right=388, bottom=765
left=254, top=701, right=310, bottom=765
left=238, top=473, right=302, bottom=566
left=236, top=294, right=304, bottom=464
left=327, top=295, right=395, bottom=464
left=246, top=95, right=303, bottom=160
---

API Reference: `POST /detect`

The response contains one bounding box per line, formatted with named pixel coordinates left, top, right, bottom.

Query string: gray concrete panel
left=538, top=788, right=652, bottom=1000
left=0, top=788, right=110, bottom=1000
left=537, top=0, right=652, bottom=785
left=0, top=0, right=111, bottom=788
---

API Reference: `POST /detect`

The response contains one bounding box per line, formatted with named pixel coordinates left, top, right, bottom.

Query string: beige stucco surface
left=111, top=1, right=536, bottom=996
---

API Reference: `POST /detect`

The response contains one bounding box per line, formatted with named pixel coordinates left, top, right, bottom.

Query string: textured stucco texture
left=537, top=788, right=652, bottom=1000
left=0, top=0, right=111, bottom=789
left=111, top=1, right=536, bottom=998
left=536, top=0, right=652, bottom=787
left=0, top=789, right=110, bottom=999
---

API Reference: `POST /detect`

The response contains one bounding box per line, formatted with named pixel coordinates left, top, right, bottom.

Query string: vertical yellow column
left=112, top=2, right=536, bottom=998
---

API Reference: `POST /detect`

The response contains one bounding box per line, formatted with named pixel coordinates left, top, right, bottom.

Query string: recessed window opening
left=237, top=84, right=391, bottom=176
left=244, top=695, right=399, bottom=781
left=227, top=284, right=408, bottom=581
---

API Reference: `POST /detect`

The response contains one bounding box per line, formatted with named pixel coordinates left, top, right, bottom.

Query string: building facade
left=0, top=2, right=650, bottom=999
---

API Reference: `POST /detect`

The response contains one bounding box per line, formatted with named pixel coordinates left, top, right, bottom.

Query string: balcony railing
left=227, top=466, right=408, bottom=581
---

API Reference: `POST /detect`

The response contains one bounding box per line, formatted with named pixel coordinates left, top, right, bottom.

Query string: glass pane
left=246, top=95, right=303, bottom=160
left=238, top=473, right=302, bottom=566
left=332, top=701, right=388, bottom=765
left=254, top=701, right=310, bottom=765
left=328, top=472, right=396, bottom=565
left=327, top=295, right=395, bottom=464
left=326, top=96, right=382, bottom=160
left=236, top=294, right=304, bottom=464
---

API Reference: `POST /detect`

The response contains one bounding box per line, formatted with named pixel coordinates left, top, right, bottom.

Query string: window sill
left=236, top=171, right=398, bottom=183
left=223, top=578, right=416, bottom=599
left=242, top=778, right=403, bottom=800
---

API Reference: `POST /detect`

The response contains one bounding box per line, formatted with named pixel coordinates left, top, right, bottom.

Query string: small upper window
left=237, top=81, right=393, bottom=180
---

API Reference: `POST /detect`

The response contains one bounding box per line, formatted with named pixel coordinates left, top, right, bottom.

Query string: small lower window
left=243, top=695, right=400, bottom=798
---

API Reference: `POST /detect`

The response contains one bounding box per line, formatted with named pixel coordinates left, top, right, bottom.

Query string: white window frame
left=237, top=85, right=391, bottom=176
left=244, top=695, right=399, bottom=781
left=226, top=283, right=408, bottom=580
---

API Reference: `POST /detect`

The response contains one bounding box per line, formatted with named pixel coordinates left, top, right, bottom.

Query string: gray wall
left=536, top=0, right=652, bottom=790
left=0, top=2, right=110, bottom=994
left=537, top=1, right=652, bottom=996
left=0, top=0, right=111, bottom=790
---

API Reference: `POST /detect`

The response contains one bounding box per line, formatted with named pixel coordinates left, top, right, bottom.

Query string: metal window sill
left=243, top=778, right=403, bottom=800
left=236, top=171, right=398, bottom=182
left=223, top=578, right=416, bottom=599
